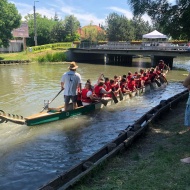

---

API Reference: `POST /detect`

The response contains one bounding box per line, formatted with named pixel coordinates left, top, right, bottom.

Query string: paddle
left=100, top=99, right=108, bottom=106
left=118, top=89, right=123, bottom=100
left=40, top=88, right=64, bottom=112
left=118, top=81, right=123, bottom=101
left=110, top=91, right=118, bottom=103
left=154, top=79, right=161, bottom=87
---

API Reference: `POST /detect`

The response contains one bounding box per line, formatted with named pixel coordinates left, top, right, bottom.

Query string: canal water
left=0, top=57, right=189, bottom=190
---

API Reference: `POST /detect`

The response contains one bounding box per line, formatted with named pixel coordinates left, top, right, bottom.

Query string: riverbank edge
left=70, top=98, right=190, bottom=190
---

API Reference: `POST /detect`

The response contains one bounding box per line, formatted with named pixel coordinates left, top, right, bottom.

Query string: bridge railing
left=78, top=41, right=189, bottom=51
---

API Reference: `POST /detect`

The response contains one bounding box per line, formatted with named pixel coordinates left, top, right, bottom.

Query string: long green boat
left=0, top=82, right=166, bottom=126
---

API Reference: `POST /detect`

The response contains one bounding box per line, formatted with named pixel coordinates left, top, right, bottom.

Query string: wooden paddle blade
left=155, top=79, right=161, bottom=87
left=111, top=91, right=118, bottom=103
left=119, top=90, right=123, bottom=100
left=100, top=99, right=108, bottom=106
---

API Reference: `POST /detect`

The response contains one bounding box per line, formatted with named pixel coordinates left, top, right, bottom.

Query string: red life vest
left=127, top=75, right=132, bottom=82
left=128, top=81, right=135, bottom=91
left=141, top=76, right=149, bottom=85
left=115, top=82, right=119, bottom=90
left=105, top=82, right=111, bottom=91
left=94, top=85, right=103, bottom=98
left=104, top=82, right=112, bottom=97
left=135, top=79, right=142, bottom=88
left=81, top=89, right=92, bottom=103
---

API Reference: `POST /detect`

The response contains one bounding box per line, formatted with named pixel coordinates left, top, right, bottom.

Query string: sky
left=10, top=0, right=176, bottom=27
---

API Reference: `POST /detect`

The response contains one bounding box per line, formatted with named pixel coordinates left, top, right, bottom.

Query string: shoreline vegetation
left=0, top=50, right=67, bottom=62
left=70, top=99, right=190, bottom=190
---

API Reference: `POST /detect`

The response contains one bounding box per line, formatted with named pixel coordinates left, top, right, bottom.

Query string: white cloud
left=108, top=6, right=133, bottom=19
left=10, top=1, right=33, bottom=19
left=58, top=2, right=105, bottom=26
left=108, top=6, right=152, bottom=23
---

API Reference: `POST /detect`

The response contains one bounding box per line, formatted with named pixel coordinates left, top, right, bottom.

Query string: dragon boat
left=0, top=81, right=167, bottom=126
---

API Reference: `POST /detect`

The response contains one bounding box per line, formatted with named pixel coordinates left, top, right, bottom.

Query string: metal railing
left=78, top=42, right=189, bottom=51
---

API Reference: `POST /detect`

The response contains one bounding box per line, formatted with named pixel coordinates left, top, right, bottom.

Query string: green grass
left=0, top=49, right=67, bottom=62
left=70, top=100, right=190, bottom=190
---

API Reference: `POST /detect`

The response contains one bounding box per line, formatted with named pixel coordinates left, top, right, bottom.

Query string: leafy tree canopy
left=25, top=13, right=56, bottom=46
left=128, top=0, right=190, bottom=40
left=106, top=12, right=152, bottom=41
left=0, top=0, right=21, bottom=47
left=25, top=14, right=81, bottom=46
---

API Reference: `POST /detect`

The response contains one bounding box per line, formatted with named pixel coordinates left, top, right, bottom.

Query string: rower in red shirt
left=104, top=77, right=112, bottom=97
left=141, top=73, right=151, bottom=85
left=94, top=79, right=112, bottom=98
left=127, top=72, right=132, bottom=82
left=127, top=77, right=137, bottom=92
left=135, top=74, right=143, bottom=88
left=120, top=78, right=131, bottom=94
left=81, top=82, right=94, bottom=106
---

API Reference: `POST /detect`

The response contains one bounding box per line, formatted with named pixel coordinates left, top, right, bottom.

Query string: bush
left=37, top=52, right=66, bottom=62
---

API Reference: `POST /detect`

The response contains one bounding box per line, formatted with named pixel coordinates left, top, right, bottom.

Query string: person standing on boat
left=61, top=62, right=82, bottom=111
left=157, top=60, right=169, bottom=71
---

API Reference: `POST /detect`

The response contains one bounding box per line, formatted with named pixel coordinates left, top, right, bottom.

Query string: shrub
left=37, top=52, right=66, bottom=62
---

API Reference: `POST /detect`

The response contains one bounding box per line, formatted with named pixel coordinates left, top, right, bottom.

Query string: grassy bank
left=0, top=49, right=67, bottom=62
left=71, top=100, right=190, bottom=190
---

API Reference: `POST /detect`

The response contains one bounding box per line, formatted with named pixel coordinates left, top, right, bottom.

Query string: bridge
left=66, top=42, right=190, bottom=69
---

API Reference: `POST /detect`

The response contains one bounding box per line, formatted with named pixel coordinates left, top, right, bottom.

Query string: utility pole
left=34, top=1, right=39, bottom=46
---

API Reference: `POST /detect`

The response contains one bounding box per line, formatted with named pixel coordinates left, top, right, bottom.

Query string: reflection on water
left=0, top=58, right=189, bottom=189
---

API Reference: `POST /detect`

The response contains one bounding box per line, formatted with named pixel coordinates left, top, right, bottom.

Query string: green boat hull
left=25, top=103, right=97, bottom=126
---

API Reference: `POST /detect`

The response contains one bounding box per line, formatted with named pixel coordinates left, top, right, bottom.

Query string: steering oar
left=40, top=88, right=64, bottom=112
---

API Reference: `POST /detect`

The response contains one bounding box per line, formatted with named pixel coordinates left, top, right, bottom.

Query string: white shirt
left=86, top=90, right=92, bottom=97
left=61, top=70, right=81, bottom=96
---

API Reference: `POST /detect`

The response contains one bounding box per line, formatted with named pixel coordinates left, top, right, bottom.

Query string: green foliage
left=25, top=13, right=56, bottom=46
left=106, top=13, right=124, bottom=41
left=37, top=52, right=66, bottom=62
left=128, top=0, right=190, bottom=40
left=106, top=13, right=150, bottom=41
left=131, top=17, right=153, bottom=40
left=27, top=42, right=73, bottom=53
left=0, top=0, right=21, bottom=47
left=50, top=21, right=66, bottom=43
left=65, top=15, right=80, bottom=37
left=24, top=13, right=80, bottom=46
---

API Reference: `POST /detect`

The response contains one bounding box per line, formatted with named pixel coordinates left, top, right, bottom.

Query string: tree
left=106, top=13, right=135, bottom=41
left=54, top=12, right=59, bottom=22
left=25, top=14, right=56, bottom=46
left=128, top=0, right=190, bottom=40
left=131, top=17, right=153, bottom=40
left=50, top=21, right=66, bottom=43
left=64, top=15, right=80, bottom=42
left=0, top=0, right=21, bottom=47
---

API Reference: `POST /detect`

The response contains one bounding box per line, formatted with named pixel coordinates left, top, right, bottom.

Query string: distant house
left=77, top=24, right=106, bottom=42
left=0, top=22, right=29, bottom=53
left=0, top=40, right=23, bottom=53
